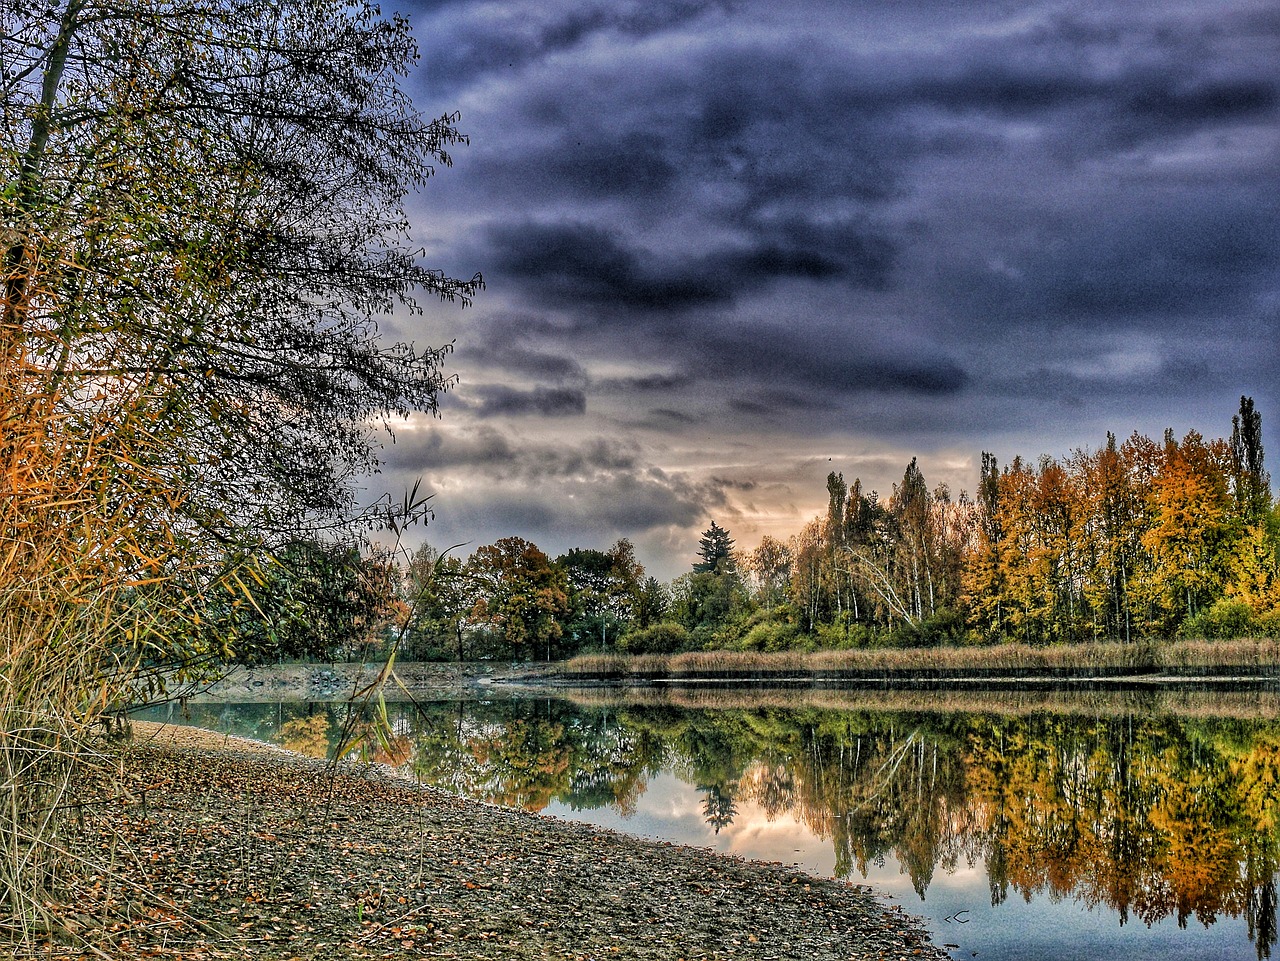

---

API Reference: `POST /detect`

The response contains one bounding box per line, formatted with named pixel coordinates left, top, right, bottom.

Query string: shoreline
left=165, top=658, right=1280, bottom=706
left=48, top=723, right=948, bottom=960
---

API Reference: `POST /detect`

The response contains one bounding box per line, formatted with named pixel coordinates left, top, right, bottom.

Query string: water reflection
left=143, top=696, right=1280, bottom=960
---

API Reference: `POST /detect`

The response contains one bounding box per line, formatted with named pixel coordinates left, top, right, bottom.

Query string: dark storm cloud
left=381, top=423, right=515, bottom=470
left=486, top=218, right=894, bottom=313
left=414, top=0, right=732, bottom=97
left=637, top=408, right=699, bottom=427
left=486, top=221, right=727, bottom=311
left=901, top=59, right=1276, bottom=131
left=541, top=132, right=678, bottom=200
left=1000, top=356, right=1215, bottom=403
left=400, top=428, right=645, bottom=483
left=397, top=0, right=1280, bottom=571
left=936, top=188, right=1280, bottom=329
left=692, top=322, right=968, bottom=401
left=462, top=342, right=588, bottom=384
left=472, top=384, right=587, bottom=417
left=595, top=373, right=692, bottom=393
left=381, top=426, right=733, bottom=555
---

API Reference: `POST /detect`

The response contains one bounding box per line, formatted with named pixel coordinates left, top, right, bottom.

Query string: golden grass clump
left=565, top=637, right=1280, bottom=680
left=0, top=335, right=192, bottom=942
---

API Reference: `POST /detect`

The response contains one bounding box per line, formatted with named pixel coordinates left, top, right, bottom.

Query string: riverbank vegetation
left=2, top=0, right=474, bottom=942
left=564, top=637, right=1280, bottom=680
left=291, top=398, right=1276, bottom=665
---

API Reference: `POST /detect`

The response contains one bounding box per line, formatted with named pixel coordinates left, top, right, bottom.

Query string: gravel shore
left=47, top=723, right=949, bottom=961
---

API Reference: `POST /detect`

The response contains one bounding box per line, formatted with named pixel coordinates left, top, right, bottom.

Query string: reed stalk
left=565, top=637, right=1280, bottom=679
left=0, top=335, right=196, bottom=945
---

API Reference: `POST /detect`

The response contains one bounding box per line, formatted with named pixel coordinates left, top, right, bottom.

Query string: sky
left=371, top=0, right=1280, bottom=582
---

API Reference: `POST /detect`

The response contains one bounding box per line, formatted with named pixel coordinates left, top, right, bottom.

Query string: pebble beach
left=45, top=723, right=950, bottom=961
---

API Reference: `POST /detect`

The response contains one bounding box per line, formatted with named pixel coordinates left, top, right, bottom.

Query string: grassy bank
left=564, top=637, right=1280, bottom=681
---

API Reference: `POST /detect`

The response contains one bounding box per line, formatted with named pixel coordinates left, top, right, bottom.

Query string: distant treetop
left=693, top=521, right=736, bottom=574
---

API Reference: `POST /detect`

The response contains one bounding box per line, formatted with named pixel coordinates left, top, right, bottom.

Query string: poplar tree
left=1231, top=396, right=1271, bottom=522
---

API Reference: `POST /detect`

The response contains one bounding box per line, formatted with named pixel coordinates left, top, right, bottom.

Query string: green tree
left=402, top=545, right=480, bottom=661
left=633, top=576, right=670, bottom=629
left=467, top=538, right=570, bottom=661
left=1231, top=396, right=1271, bottom=524
left=693, top=521, right=736, bottom=574
left=962, top=452, right=1004, bottom=638
left=669, top=570, right=748, bottom=640
left=224, top=540, right=400, bottom=663
left=557, top=539, right=645, bottom=653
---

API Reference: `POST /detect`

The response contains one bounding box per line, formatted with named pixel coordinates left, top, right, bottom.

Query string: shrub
left=1256, top=606, right=1280, bottom=638
left=737, top=619, right=802, bottom=652
left=815, top=619, right=877, bottom=650
left=620, top=621, right=691, bottom=655
left=1178, top=598, right=1257, bottom=640
left=884, top=608, right=969, bottom=648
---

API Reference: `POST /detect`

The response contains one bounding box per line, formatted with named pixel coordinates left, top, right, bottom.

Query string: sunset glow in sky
left=375, top=0, right=1279, bottom=579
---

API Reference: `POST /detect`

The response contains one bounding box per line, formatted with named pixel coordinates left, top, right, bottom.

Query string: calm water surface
left=139, top=693, right=1280, bottom=961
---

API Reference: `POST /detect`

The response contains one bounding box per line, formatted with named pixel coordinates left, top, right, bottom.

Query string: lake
left=139, top=688, right=1280, bottom=961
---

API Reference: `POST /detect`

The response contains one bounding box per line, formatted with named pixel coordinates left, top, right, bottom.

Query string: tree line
left=231, top=397, right=1277, bottom=663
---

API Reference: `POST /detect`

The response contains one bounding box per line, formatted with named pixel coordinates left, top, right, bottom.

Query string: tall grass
left=0, top=580, right=136, bottom=940
left=0, top=337, right=199, bottom=944
left=565, top=638, right=1280, bottom=680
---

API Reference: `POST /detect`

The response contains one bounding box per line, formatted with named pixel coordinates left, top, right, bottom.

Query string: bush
left=737, top=619, right=803, bottom=652
left=885, top=608, right=969, bottom=648
left=1256, top=606, right=1280, bottom=638
left=1178, top=598, right=1257, bottom=640
left=814, top=618, right=877, bottom=650
left=620, top=621, right=691, bottom=654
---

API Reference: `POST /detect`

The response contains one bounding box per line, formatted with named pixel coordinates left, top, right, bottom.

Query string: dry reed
left=564, top=637, right=1280, bottom=680
left=0, top=330, right=206, bottom=944
left=560, top=684, right=1280, bottom=720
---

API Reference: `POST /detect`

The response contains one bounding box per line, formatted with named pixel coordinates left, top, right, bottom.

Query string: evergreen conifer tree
left=693, top=521, right=736, bottom=574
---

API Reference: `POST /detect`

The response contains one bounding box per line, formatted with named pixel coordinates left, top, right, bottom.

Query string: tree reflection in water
left=156, top=695, right=1280, bottom=959
left=398, top=699, right=1280, bottom=959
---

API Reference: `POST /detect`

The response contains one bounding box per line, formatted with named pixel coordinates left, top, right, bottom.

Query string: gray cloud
left=461, top=340, right=589, bottom=384
left=471, top=384, right=588, bottom=417
left=391, top=0, right=1280, bottom=578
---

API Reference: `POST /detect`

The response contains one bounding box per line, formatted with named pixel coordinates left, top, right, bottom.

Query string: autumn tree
left=3, top=0, right=478, bottom=606
left=467, top=538, right=570, bottom=661
left=744, top=535, right=792, bottom=611
left=788, top=518, right=826, bottom=632
left=1074, top=434, right=1144, bottom=643
left=1136, top=431, right=1237, bottom=631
